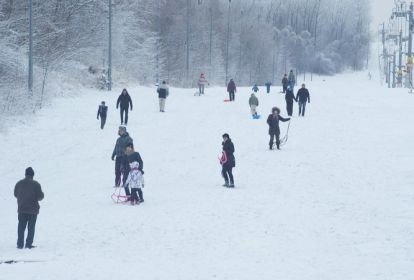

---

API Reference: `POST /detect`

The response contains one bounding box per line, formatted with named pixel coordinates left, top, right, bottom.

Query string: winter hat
left=119, top=125, right=127, bottom=132
left=272, top=107, right=280, bottom=114
left=25, top=167, right=34, bottom=177
left=129, top=161, right=140, bottom=169
left=162, top=80, right=166, bottom=84
left=101, top=101, right=105, bottom=105
left=222, top=133, right=230, bottom=139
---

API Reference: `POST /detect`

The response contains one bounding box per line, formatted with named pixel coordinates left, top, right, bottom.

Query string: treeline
left=0, top=0, right=370, bottom=113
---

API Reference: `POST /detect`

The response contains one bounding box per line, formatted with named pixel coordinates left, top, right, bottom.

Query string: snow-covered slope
left=1, top=72, right=413, bottom=280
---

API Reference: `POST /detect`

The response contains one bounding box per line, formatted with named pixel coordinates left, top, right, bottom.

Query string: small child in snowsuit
left=97, top=101, right=108, bottom=129
left=248, top=93, right=259, bottom=119
left=252, top=84, right=259, bottom=93
left=124, top=161, right=144, bottom=205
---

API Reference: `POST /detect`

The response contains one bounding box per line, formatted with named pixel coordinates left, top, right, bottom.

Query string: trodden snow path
left=0, top=72, right=413, bottom=280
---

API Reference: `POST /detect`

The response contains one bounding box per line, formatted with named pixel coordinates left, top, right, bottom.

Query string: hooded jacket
left=267, top=114, right=290, bottom=135
left=117, top=93, right=133, bottom=110
left=14, top=177, right=44, bottom=215
left=125, top=161, right=144, bottom=189
left=112, top=132, right=133, bottom=159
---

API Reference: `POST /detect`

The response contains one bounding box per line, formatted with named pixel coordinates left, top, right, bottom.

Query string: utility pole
left=156, top=0, right=161, bottom=84
left=225, top=0, right=231, bottom=86
left=28, top=0, right=33, bottom=95
left=409, top=2, right=413, bottom=56
left=399, top=29, right=403, bottom=86
left=382, top=23, right=388, bottom=84
left=393, top=51, right=397, bottom=88
left=186, top=0, right=190, bottom=87
left=209, top=2, right=213, bottom=78
left=108, top=0, right=112, bottom=91
left=408, top=2, right=413, bottom=87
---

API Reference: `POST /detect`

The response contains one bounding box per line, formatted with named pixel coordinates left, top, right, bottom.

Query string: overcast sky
left=370, top=0, right=396, bottom=28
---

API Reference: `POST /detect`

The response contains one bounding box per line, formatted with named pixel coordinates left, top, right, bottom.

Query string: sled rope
left=279, top=120, right=291, bottom=146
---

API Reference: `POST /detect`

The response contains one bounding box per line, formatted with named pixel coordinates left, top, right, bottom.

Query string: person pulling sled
left=266, top=107, right=290, bottom=150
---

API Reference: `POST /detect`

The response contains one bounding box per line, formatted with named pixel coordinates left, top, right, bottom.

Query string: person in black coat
left=116, top=89, right=133, bottom=125
left=14, top=167, right=44, bottom=249
left=295, top=83, right=310, bottom=116
left=219, top=133, right=235, bottom=187
left=266, top=107, right=290, bottom=150
left=97, top=101, right=108, bottom=129
left=285, top=87, right=297, bottom=116
left=282, top=74, right=289, bottom=93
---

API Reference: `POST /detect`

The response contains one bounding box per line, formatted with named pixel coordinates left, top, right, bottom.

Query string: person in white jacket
left=125, top=161, right=144, bottom=204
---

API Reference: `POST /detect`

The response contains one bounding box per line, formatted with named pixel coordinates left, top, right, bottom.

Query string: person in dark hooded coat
left=116, top=89, right=133, bottom=125
left=219, top=133, right=235, bottom=187
left=266, top=107, right=290, bottom=150
left=285, top=86, right=297, bottom=116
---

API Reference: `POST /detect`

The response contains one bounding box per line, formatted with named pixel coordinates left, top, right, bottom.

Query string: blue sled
left=252, top=114, right=261, bottom=119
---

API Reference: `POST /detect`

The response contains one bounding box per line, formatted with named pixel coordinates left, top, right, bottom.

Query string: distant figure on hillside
left=266, top=107, right=290, bottom=150
left=126, top=142, right=144, bottom=204
left=282, top=74, right=289, bottom=93
left=285, top=86, right=297, bottom=116
left=111, top=125, right=133, bottom=198
left=252, top=84, right=259, bottom=93
left=157, top=80, right=169, bottom=112
left=295, top=83, right=310, bottom=117
left=219, top=133, right=235, bottom=188
left=288, top=70, right=296, bottom=92
left=249, top=93, right=260, bottom=119
left=265, top=81, right=272, bottom=93
left=116, top=89, right=133, bottom=125
left=97, top=101, right=108, bottom=129
left=14, top=167, right=44, bottom=249
left=227, top=79, right=237, bottom=101
left=197, top=73, right=209, bottom=95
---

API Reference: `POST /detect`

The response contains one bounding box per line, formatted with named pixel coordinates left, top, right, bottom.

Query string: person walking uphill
left=14, top=167, right=44, bottom=249
left=227, top=79, right=237, bottom=101
left=157, top=80, right=169, bottom=112
left=282, top=74, right=289, bottom=93
left=97, top=101, right=108, bottom=129
left=296, top=83, right=310, bottom=116
left=288, top=70, right=296, bottom=92
left=285, top=86, right=297, bottom=116
left=116, top=89, right=133, bottom=125
left=249, top=93, right=260, bottom=119
left=219, top=133, right=235, bottom=188
left=111, top=126, right=133, bottom=197
left=266, top=107, right=290, bottom=150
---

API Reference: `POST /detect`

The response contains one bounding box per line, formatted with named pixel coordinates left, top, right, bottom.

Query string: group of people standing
left=13, top=69, right=313, bottom=249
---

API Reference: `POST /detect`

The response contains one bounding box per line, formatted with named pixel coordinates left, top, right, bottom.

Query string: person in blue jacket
left=252, top=84, right=259, bottom=93
left=265, top=82, right=272, bottom=93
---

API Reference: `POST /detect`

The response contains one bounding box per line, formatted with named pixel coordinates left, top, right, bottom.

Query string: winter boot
left=276, top=140, right=280, bottom=150
left=222, top=181, right=229, bottom=187
left=138, top=189, right=144, bottom=203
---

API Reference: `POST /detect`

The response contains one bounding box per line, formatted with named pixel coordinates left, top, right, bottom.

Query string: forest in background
left=0, top=0, right=371, bottom=114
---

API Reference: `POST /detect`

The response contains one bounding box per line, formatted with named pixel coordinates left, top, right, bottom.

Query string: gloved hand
left=111, top=156, right=115, bottom=161
left=140, top=169, right=144, bottom=175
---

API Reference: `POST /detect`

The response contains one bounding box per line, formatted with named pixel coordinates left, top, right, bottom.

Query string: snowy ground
left=1, top=71, right=413, bottom=280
